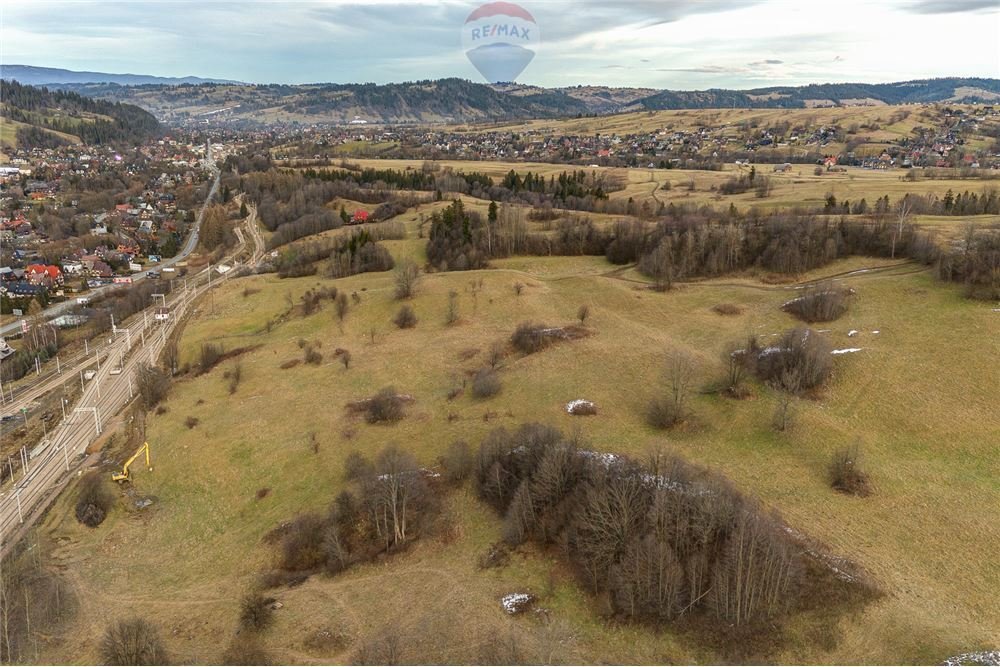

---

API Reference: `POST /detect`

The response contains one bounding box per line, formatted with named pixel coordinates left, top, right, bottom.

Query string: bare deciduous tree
left=335, top=292, right=350, bottom=332
left=647, top=349, right=696, bottom=428
left=487, top=341, right=505, bottom=369
left=772, top=367, right=801, bottom=432
left=393, top=260, right=420, bottom=300
left=445, top=290, right=460, bottom=325
left=136, top=363, right=170, bottom=410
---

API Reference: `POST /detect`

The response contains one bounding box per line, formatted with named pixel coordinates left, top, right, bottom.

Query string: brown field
left=28, top=208, right=1000, bottom=664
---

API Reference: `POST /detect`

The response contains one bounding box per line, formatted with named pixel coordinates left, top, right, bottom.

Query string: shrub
left=303, top=345, right=323, bottom=365
left=278, top=513, right=327, bottom=571
left=712, top=303, right=743, bottom=316
left=199, top=342, right=224, bottom=372
left=510, top=322, right=551, bottom=354
left=222, top=636, right=271, bottom=665
left=366, top=387, right=405, bottom=423
left=471, top=368, right=502, bottom=398
left=227, top=361, right=242, bottom=395
left=782, top=283, right=852, bottom=322
left=513, top=282, right=525, bottom=296
left=75, top=472, right=113, bottom=527
left=646, top=397, right=684, bottom=429
left=749, top=328, right=833, bottom=391
left=343, top=451, right=373, bottom=481
left=238, top=592, right=275, bottom=633
left=440, top=440, right=474, bottom=484
left=393, top=305, right=418, bottom=329
left=99, top=618, right=168, bottom=666
left=353, top=630, right=403, bottom=666
left=185, top=416, right=200, bottom=429
left=477, top=542, right=511, bottom=569
left=577, top=304, right=590, bottom=324
left=829, top=442, right=872, bottom=496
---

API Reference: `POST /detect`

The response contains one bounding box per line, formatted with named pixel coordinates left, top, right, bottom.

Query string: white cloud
left=2, top=0, right=997, bottom=87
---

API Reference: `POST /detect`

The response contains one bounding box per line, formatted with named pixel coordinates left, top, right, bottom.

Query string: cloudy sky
left=3, top=0, right=999, bottom=88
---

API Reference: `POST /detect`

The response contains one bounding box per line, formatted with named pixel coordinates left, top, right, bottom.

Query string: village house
left=25, top=264, right=64, bottom=287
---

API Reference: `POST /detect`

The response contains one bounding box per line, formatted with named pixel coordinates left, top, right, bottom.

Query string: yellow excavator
left=112, top=442, right=152, bottom=482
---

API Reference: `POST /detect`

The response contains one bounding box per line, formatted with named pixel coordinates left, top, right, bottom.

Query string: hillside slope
left=0, top=79, right=161, bottom=149
left=54, top=76, right=1000, bottom=126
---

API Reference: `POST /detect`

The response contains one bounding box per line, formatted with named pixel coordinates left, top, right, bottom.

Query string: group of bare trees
left=474, top=423, right=810, bottom=628
left=0, top=546, right=77, bottom=663
left=937, top=226, right=1000, bottom=300
left=266, top=444, right=440, bottom=584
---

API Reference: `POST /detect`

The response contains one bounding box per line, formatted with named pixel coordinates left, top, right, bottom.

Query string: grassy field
left=451, top=105, right=938, bottom=138
left=325, top=157, right=999, bottom=240
left=0, top=116, right=84, bottom=150
left=31, top=210, right=1000, bottom=664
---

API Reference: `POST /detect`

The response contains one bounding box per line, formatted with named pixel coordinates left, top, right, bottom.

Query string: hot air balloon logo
left=461, top=2, right=539, bottom=83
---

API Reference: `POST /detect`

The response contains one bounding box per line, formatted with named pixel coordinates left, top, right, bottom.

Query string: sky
left=3, top=0, right=999, bottom=88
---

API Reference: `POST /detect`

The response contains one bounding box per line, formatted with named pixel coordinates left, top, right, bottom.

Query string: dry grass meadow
left=28, top=204, right=1000, bottom=664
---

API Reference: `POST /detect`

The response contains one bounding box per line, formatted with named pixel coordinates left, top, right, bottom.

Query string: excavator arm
left=112, top=442, right=151, bottom=482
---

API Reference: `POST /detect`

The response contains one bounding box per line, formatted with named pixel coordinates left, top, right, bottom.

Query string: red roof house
left=25, top=264, right=63, bottom=286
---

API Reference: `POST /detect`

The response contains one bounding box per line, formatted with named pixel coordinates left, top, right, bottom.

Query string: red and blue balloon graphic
left=462, top=2, right=539, bottom=83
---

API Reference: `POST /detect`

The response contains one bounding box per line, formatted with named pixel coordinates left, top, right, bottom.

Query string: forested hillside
left=0, top=79, right=160, bottom=148
left=50, top=76, right=1000, bottom=126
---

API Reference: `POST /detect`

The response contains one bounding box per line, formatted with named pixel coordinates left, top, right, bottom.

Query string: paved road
left=0, top=197, right=259, bottom=557
left=0, top=166, right=221, bottom=338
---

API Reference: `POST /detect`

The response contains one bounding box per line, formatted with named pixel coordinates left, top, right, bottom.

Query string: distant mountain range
left=0, top=64, right=239, bottom=87
left=3, top=66, right=999, bottom=127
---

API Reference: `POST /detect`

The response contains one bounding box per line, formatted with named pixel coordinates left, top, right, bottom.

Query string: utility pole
left=74, top=407, right=100, bottom=436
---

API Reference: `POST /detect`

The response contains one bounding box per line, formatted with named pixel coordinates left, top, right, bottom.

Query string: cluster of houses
left=259, top=103, right=1000, bottom=171
left=0, top=134, right=226, bottom=313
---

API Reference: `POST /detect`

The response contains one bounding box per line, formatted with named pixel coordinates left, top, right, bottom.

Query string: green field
left=33, top=209, right=1000, bottom=664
